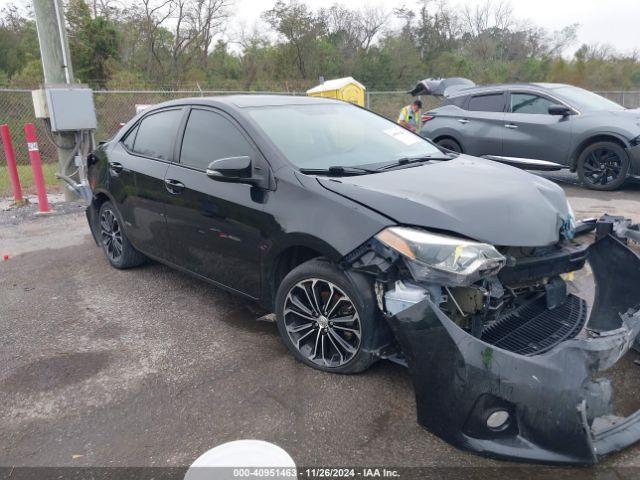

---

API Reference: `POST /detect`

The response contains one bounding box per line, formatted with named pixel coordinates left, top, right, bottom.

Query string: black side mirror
left=206, top=156, right=252, bottom=179
left=548, top=104, right=572, bottom=116
left=206, top=156, right=270, bottom=189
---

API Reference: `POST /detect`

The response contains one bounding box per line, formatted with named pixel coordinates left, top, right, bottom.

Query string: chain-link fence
left=1, top=88, right=639, bottom=167
left=0, top=89, right=58, bottom=167
left=0, top=89, right=300, bottom=167
left=595, top=91, right=640, bottom=109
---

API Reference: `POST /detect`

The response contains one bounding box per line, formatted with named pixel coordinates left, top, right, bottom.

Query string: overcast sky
left=3, top=0, right=639, bottom=55
left=234, top=0, right=640, bottom=55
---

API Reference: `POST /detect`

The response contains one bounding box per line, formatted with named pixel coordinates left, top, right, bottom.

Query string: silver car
left=420, top=82, right=640, bottom=190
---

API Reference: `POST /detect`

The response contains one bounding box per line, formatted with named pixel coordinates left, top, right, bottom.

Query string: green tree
left=263, top=1, right=327, bottom=79
left=66, top=0, right=119, bottom=86
left=0, top=3, right=39, bottom=84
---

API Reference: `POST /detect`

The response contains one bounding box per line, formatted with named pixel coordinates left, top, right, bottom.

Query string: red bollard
left=0, top=124, right=25, bottom=205
left=24, top=123, right=50, bottom=213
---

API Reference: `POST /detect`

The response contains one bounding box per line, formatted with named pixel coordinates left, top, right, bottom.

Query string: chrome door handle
left=164, top=178, right=185, bottom=194
left=504, top=124, right=518, bottom=129
left=109, top=162, right=123, bottom=174
left=458, top=119, right=469, bottom=124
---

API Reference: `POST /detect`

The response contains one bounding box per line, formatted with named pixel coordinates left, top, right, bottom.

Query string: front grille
left=481, top=294, right=587, bottom=356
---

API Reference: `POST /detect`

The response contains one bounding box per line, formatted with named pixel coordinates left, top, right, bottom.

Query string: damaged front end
left=343, top=216, right=640, bottom=465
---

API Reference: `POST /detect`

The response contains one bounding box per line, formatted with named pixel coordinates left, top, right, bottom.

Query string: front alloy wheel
left=283, top=278, right=362, bottom=368
left=578, top=141, right=629, bottom=191
left=275, top=259, right=381, bottom=374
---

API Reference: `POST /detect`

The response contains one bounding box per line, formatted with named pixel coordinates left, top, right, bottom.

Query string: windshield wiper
left=299, top=165, right=378, bottom=176
left=375, top=153, right=455, bottom=171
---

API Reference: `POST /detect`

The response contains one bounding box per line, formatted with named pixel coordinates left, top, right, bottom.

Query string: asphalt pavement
left=1, top=176, right=640, bottom=475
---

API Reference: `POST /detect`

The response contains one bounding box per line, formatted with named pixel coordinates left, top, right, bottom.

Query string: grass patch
left=0, top=163, right=59, bottom=197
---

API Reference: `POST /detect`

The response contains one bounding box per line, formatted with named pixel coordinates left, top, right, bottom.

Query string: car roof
left=447, top=82, right=572, bottom=98
left=218, top=94, right=341, bottom=107
left=117, top=94, right=349, bottom=152
left=153, top=94, right=340, bottom=110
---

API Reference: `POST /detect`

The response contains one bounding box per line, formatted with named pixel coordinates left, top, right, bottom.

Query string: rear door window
left=447, top=96, right=467, bottom=108
left=131, top=109, right=183, bottom=160
left=468, top=93, right=505, bottom=112
left=179, top=108, right=255, bottom=171
left=510, top=93, right=554, bottom=114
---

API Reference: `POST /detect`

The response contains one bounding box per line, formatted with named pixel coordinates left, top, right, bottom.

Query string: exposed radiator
left=481, top=294, right=587, bottom=356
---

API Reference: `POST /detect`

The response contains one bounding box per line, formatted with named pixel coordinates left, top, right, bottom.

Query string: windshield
left=552, top=86, right=624, bottom=112
left=247, top=103, right=443, bottom=169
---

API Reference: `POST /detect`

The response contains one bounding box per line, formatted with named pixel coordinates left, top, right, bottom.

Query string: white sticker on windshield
left=383, top=127, right=421, bottom=146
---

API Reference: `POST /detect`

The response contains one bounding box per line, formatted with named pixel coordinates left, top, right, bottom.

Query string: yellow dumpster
left=306, top=77, right=366, bottom=107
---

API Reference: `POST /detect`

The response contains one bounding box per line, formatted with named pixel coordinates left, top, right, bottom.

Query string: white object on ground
left=184, top=440, right=297, bottom=480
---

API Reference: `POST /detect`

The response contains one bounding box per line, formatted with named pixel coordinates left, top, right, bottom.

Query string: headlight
left=376, top=227, right=506, bottom=286
left=563, top=200, right=576, bottom=239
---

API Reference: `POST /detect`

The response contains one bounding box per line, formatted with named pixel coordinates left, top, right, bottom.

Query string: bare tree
left=169, top=0, right=198, bottom=79
left=139, top=0, right=175, bottom=76
left=237, top=23, right=272, bottom=89
left=580, top=43, right=616, bottom=61
left=322, top=4, right=387, bottom=54
left=0, top=3, right=26, bottom=30
left=544, top=24, right=579, bottom=57
left=417, top=0, right=460, bottom=60
left=359, top=6, right=391, bottom=51
left=461, top=0, right=513, bottom=36
left=191, top=0, right=232, bottom=68
left=91, top=0, right=122, bottom=18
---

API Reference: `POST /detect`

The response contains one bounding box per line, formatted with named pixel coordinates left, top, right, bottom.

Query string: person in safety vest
left=397, top=99, right=422, bottom=132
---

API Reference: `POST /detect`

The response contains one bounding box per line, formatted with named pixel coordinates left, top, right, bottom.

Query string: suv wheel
left=98, top=201, right=146, bottom=269
left=577, top=141, right=629, bottom=191
left=436, top=137, right=462, bottom=153
left=275, top=259, right=380, bottom=374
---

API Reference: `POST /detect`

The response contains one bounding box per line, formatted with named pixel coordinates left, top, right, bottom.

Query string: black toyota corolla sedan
left=86, top=95, right=640, bottom=465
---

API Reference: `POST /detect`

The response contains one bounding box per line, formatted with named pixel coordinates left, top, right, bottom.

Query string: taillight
left=422, top=114, right=434, bottom=123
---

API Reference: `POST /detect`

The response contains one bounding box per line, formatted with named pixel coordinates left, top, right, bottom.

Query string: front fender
left=569, top=129, right=633, bottom=169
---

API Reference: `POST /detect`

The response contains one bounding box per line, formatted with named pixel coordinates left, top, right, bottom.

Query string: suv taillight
left=422, top=114, right=434, bottom=123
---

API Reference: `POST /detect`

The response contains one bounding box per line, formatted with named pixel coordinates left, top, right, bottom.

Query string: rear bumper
left=386, top=234, right=640, bottom=464
left=85, top=202, right=101, bottom=246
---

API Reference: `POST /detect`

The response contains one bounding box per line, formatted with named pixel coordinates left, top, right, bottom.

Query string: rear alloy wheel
left=577, top=141, right=629, bottom=191
left=98, top=201, right=146, bottom=269
left=436, top=137, right=462, bottom=153
left=275, top=259, right=379, bottom=374
left=100, top=208, right=123, bottom=263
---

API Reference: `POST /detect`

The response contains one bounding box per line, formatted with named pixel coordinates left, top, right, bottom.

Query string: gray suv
left=420, top=83, right=640, bottom=190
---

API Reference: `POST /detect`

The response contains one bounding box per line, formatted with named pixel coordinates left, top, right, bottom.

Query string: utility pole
left=32, top=0, right=77, bottom=201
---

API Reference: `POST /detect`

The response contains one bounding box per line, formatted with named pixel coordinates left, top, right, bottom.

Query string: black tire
left=275, top=259, right=380, bottom=374
left=436, top=137, right=463, bottom=153
left=98, top=201, right=146, bottom=269
left=577, top=141, right=629, bottom=191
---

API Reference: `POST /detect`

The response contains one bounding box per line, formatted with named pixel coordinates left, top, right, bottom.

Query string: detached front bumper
left=386, top=234, right=640, bottom=464
left=628, top=143, right=640, bottom=177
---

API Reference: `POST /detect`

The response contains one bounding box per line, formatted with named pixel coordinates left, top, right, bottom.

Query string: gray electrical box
left=44, top=86, right=97, bottom=132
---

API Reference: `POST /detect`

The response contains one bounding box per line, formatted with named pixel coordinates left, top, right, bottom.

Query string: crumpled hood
left=318, top=156, right=570, bottom=247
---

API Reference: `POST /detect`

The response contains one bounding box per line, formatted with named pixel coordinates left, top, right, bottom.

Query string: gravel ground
left=1, top=176, right=640, bottom=477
